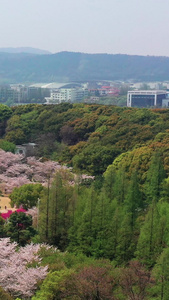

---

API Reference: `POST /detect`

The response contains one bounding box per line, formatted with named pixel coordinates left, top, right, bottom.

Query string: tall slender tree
left=144, top=151, right=166, bottom=203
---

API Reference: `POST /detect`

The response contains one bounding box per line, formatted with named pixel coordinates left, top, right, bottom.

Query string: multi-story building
left=9, top=85, right=50, bottom=104
left=73, top=88, right=88, bottom=102
left=48, top=89, right=74, bottom=103
left=45, top=88, right=88, bottom=104
left=127, top=90, right=167, bottom=108
left=11, top=85, right=29, bottom=103
left=89, top=86, right=119, bottom=97
left=28, top=87, right=49, bottom=102
left=0, top=85, right=19, bottom=103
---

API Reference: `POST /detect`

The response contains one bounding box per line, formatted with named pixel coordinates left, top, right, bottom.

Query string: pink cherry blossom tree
left=0, top=149, right=94, bottom=194
left=0, top=238, right=52, bottom=298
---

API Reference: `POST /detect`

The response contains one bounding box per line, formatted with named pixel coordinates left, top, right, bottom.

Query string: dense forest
left=1, top=51, right=169, bottom=83
left=1, top=103, right=169, bottom=299
left=2, top=102, right=169, bottom=175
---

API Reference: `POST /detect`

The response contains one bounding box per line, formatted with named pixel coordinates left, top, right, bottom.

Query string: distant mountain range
left=0, top=47, right=51, bottom=55
left=0, top=51, right=169, bottom=83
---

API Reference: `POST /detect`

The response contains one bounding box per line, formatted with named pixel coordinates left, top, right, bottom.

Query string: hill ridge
left=0, top=51, right=169, bottom=83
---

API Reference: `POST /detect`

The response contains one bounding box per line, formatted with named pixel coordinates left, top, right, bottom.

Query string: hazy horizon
left=0, top=0, right=169, bottom=57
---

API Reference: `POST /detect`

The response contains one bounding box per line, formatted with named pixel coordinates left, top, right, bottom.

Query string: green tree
left=152, top=248, right=169, bottom=300
left=125, top=169, right=143, bottom=229
left=5, top=212, right=36, bottom=246
left=38, top=171, right=75, bottom=249
left=103, top=164, right=116, bottom=201
left=144, top=151, right=166, bottom=203
left=135, top=201, right=169, bottom=266
left=72, top=143, right=120, bottom=175
left=114, top=167, right=128, bottom=204
left=116, top=213, right=135, bottom=263
left=68, top=185, right=103, bottom=257
left=0, top=104, right=12, bottom=121
left=0, top=215, right=5, bottom=237
left=0, top=104, right=12, bottom=137
left=0, top=139, right=16, bottom=153
left=32, top=269, right=75, bottom=300
left=100, top=205, right=124, bottom=260
left=69, top=187, right=95, bottom=256
left=160, top=177, right=169, bottom=202
left=10, top=183, right=43, bottom=210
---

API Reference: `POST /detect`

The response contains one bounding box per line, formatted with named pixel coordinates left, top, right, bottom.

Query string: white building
left=127, top=90, right=167, bottom=108
left=45, top=88, right=88, bottom=104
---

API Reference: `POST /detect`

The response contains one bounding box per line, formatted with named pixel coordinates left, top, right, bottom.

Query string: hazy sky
left=0, top=0, right=169, bottom=56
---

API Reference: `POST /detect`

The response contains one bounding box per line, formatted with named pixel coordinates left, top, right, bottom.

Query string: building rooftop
left=128, top=90, right=167, bottom=95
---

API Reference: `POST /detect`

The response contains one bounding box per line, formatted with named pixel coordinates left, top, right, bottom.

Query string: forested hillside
left=2, top=103, right=169, bottom=175
left=1, top=51, right=169, bottom=83
left=1, top=103, right=169, bottom=299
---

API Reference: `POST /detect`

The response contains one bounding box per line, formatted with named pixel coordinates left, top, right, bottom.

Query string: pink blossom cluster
left=0, top=150, right=72, bottom=193
left=0, top=151, right=22, bottom=173
left=0, top=150, right=95, bottom=194
left=26, top=207, right=38, bottom=227
left=0, top=238, right=51, bottom=298
left=74, top=174, right=95, bottom=184
left=0, top=174, right=31, bottom=193
left=26, top=206, right=38, bottom=219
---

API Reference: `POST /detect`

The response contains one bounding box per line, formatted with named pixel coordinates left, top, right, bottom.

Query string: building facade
left=127, top=90, right=167, bottom=108
left=45, top=88, right=88, bottom=104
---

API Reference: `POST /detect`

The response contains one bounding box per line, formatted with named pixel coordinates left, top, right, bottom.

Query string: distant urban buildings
left=129, top=81, right=169, bottom=90
left=0, top=84, right=50, bottom=104
left=89, top=86, right=119, bottom=97
left=127, top=90, right=168, bottom=108
left=42, top=83, right=120, bottom=104
left=6, top=81, right=169, bottom=108
left=0, top=83, right=90, bottom=105
left=45, top=88, right=88, bottom=104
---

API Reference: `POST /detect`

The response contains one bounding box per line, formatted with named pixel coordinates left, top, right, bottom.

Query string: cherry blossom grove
left=0, top=150, right=94, bottom=194
left=0, top=150, right=69, bottom=193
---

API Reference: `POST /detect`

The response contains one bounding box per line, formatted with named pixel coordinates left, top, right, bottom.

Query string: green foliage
left=32, top=269, right=74, bottom=300
left=144, top=151, right=166, bottom=203
left=2, top=102, right=169, bottom=176
left=151, top=248, right=169, bottom=300
left=9, top=183, right=43, bottom=209
left=4, top=212, right=36, bottom=246
left=0, top=104, right=12, bottom=122
left=38, top=171, right=75, bottom=249
left=0, top=104, right=12, bottom=138
left=115, top=213, right=135, bottom=264
left=0, top=286, right=13, bottom=300
left=96, top=95, right=127, bottom=106
left=0, top=139, right=16, bottom=152
left=2, top=103, right=169, bottom=293
left=73, top=143, right=120, bottom=175
left=1, top=52, right=169, bottom=82
left=0, top=216, right=5, bottom=238
left=124, top=170, right=143, bottom=225
left=136, top=201, right=169, bottom=267
left=34, top=246, right=116, bottom=300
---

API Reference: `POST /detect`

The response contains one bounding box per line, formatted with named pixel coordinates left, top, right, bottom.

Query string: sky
left=0, top=0, right=169, bottom=56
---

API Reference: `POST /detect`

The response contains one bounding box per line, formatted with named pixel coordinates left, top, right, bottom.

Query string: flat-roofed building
left=45, top=88, right=88, bottom=104
left=127, top=90, right=167, bottom=108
